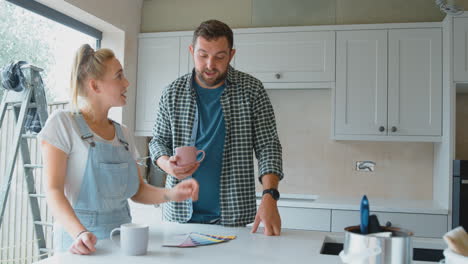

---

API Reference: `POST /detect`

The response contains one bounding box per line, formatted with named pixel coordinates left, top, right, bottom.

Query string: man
left=149, top=19, right=283, bottom=236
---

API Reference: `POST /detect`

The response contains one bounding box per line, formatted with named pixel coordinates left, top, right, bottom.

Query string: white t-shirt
left=38, top=110, right=139, bottom=206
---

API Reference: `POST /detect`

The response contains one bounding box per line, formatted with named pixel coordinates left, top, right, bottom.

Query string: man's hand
left=167, top=178, right=199, bottom=202
left=251, top=194, right=281, bottom=236
left=159, top=155, right=200, bottom=180
left=69, top=231, right=97, bottom=255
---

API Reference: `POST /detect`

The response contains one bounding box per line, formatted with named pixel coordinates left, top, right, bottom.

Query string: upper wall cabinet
left=454, top=16, right=468, bottom=83
left=334, top=28, right=442, bottom=142
left=179, top=36, right=193, bottom=76
left=135, top=36, right=182, bottom=136
left=233, top=31, right=335, bottom=89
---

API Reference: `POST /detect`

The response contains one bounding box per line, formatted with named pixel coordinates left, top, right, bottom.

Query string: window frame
left=6, top=0, right=102, bottom=48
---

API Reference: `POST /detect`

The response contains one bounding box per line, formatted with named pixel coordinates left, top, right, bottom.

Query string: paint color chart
left=163, top=232, right=236, bottom=247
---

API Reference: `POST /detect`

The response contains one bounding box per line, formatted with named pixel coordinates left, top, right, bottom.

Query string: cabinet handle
left=391, top=126, right=397, bottom=133
left=379, top=126, right=385, bottom=132
left=275, top=73, right=281, bottom=79
left=385, top=221, right=392, bottom=227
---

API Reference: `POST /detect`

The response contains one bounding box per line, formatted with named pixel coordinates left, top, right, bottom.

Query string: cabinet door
left=388, top=29, right=442, bottom=136
left=135, top=37, right=181, bottom=136
left=454, top=17, right=468, bottom=82
left=278, top=207, right=331, bottom=231
left=234, top=31, right=335, bottom=84
left=335, top=30, right=388, bottom=136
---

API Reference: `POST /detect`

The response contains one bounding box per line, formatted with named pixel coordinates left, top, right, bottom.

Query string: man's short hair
left=192, top=19, right=234, bottom=49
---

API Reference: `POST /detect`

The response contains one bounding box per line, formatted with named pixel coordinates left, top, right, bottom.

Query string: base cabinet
left=279, top=207, right=331, bottom=231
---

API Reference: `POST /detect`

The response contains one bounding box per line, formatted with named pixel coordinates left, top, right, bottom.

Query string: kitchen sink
left=320, top=242, right=444, bottom=262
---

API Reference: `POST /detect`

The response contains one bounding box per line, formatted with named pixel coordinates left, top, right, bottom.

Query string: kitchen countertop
left=33, top=222, right=446, bottom=264
left=257, top=194, right=449, bottom=215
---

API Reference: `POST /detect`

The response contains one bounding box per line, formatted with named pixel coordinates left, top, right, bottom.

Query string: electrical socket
left=356, top=161, right=375, bottom=172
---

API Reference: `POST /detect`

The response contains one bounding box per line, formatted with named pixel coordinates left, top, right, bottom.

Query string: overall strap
left=112, top=121, right=129, bottom=151
left=73, top=112, right=96, bottom=147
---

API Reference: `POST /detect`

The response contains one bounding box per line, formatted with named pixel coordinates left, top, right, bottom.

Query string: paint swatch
left=163, top=232, right=236, bottom=247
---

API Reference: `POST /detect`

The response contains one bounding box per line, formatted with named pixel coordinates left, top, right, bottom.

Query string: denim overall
left=53, top=113, right=139, bottom=252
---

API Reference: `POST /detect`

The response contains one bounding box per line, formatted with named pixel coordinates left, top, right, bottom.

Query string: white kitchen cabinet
left=179, top=36, right=193, bottom=76
left=331, top=210, right=448, bottom=238
left=387, top=29, right=442, bottom=137
left=454, top=16, right=468, bottom=82
left=135, top=36, right=182, bottom=136
left=234, top=31, right=335, bottom=89
left=278, top=207, right=331, bottom=231
left=334, top=28, right=442, bottom=141
left=335, top=30, right=388, bottom=136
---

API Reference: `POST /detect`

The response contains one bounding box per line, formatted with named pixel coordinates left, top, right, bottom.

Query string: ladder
left=0, top=64, right=49, bottom=259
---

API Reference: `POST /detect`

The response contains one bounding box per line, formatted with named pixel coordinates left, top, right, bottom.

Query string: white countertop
left=33, top=201, right=448, bottom=264
left=34, top=222, right=446, bottom=264
left=258, top=195, right=448, bottom=215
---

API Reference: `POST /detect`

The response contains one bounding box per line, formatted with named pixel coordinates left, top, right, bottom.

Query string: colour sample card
left=163, top=232, right=236, bottom=247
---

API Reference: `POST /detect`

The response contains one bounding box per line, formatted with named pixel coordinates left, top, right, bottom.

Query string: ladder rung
left=22, top=133, right=38, bottom=139
left=24, top=164, right=43, bottom=169
left=29, top=193, right=46, bottom=198
left=11, top=102, right=37, bottom=108
left=39, top=248, right=53, bottom=253
left=34, top=221, right=53, bottom=227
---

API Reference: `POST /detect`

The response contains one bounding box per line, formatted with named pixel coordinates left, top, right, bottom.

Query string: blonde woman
left=39, top=44, right=199, bottom=255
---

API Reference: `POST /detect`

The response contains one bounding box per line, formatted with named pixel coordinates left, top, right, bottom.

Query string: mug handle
left=110, top=227, right=121, bottom=247
left=196, top=150, right=205, bottom=162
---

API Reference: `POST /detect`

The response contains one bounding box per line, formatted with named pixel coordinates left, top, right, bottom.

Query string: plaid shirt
left=149, top=66, right=283, bottom=227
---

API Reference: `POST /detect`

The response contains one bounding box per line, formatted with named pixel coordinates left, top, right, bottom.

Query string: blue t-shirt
left=189, top=80, right=226, bottom=223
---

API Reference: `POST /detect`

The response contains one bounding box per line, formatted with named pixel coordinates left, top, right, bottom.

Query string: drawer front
left=331, top=210, right=447, bottom=238
left=279, top=207, right=331, bottom=231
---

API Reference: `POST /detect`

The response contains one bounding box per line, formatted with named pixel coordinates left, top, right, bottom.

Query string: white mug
left=110, top=223, right=149, bottom=256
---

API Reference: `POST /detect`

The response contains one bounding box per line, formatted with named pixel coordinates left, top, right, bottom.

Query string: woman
left=39, top=44, right=199, bottom=255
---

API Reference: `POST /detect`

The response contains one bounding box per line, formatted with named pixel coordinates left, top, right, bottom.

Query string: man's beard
left=195, top=68, right=228, bottom=88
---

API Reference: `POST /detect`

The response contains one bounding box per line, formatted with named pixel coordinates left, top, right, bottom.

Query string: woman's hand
left=69, top=231, right=97, bottom=255
left=167, top=178, right=199, bottom=202
left=158, top=156, right=200, bottom=180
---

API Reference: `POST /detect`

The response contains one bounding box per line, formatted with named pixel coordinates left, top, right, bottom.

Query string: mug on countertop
left=110, top=223, right=149, bottom=256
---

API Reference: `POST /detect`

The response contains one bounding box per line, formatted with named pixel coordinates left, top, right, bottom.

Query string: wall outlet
left=356, top=161, right=375, bottom=172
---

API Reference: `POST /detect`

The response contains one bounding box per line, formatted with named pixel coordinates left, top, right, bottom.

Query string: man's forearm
left=261, top=173, right=280, bottom=190
left=156, top=155, right=169, bottom=171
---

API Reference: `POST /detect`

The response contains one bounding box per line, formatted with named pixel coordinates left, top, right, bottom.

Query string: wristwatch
left=262, top=188, right=280, bottom=201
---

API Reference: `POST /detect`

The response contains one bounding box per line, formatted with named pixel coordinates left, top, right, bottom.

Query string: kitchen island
left=34, top=221, right=446, bottom=264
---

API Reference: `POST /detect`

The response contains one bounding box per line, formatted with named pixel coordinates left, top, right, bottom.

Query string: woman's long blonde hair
left=70, top=44, right=115, bottom=111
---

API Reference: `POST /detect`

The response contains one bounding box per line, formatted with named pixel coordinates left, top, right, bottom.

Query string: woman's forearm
left=131, top=183, right=170, bottom=204
left=46, top=189, right=86, bottom=238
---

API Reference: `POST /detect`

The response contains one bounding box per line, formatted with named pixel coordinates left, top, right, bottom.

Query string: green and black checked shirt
left=149, top=66, right=283, bottom=227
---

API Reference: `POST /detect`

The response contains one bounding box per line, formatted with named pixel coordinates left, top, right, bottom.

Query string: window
left=0, top=1, right=103, bottom=261
left=0, top=0, right=101, bottom=102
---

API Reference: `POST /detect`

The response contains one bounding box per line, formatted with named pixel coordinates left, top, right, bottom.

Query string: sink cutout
left=320, top=242, right=343, bottom=255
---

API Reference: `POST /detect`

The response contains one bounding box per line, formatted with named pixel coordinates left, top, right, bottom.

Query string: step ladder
left=0, top=64, right=50, bottom=259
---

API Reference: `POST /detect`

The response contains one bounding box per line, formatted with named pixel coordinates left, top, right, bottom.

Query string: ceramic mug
left=110, top=223, right=149, bottom=256
left=175, top=146, right=205, bottom=166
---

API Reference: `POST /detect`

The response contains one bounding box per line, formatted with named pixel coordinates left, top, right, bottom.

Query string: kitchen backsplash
left=255, top=89, right=433, bottom=200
